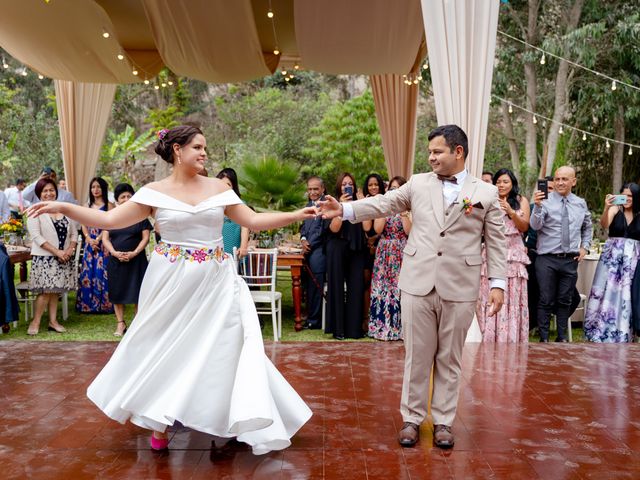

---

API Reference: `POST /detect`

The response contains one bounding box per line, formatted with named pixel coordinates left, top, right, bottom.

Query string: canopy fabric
left=370, top=74, right=419, bottom=180
left=421, top=0, right=500, bottom=178
left=54, top=81, right=116, bottom=204
left=294, top=0, right=425, bottom=75
left=141, top=0, right=273, bottom=83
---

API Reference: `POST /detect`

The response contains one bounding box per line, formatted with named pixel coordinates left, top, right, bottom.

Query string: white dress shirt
left=0, top=192, right=10, bottom=222
left=5, top=187, right=30, bottom=211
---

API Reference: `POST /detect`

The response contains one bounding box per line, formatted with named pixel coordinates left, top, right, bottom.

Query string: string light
left=498, top=30, right=640, bottom=94
left=167, top=80, right=173, bottom=86
left=423, top=62, right=429, bottom=70
left=606, top=140, right=610, bottom=149
left=532, top=115, right=538, bottom=124
left=294, top=64, right=300, bottom=70
left=540, top=54, right=545, bottom=65
left=143, top=79, right=149, bottom=85
left=611, top=80, right=617, bottom=91
left=493, top=94, right=640, bottom=154
left=2, top=62, right=8, bottom=69
left=161, top=82, right=167, bottom=88
left=267, top=0, right=281, bottom=60
left=508, top=103, right=513, bottom=114
left=132, top=69, right=138, bottom=76
left=281, top=70, right=287, bottom=75
left=273, top=48, right=280, bottom=56
left=38, top=74, right=44, bottom=80
left=267, top=9, right=274, bottom=18
left=117, top=54, right=124, bottom=61
left=102, top=30, right=110, bottom=39
left=154, top=85, right=160, bottom=90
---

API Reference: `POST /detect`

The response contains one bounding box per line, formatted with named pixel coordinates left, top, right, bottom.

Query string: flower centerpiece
left=0, top=218, right=26, bottom=245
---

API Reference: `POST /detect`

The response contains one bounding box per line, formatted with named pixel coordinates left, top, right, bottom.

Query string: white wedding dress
left=86, top=187, right=312, bottom=455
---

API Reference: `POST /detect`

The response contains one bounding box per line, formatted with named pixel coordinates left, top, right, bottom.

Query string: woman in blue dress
left=216, top=168, right=250, bottom=259
left=584, top=183, right=640, bottom=342
left=76, top=177, right=114, bottom=313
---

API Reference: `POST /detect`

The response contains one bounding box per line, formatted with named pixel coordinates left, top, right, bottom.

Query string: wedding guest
left=361, top=173, right=386, bottom=331
left=476, top=168, right=530, bottom=342
left=0, top=191, right=9, bottom=222
left=26, top=178, right=78, bottom=335
left=102, top=184, right=152, bottom=337
left=531, top=166, right=593, bottom=342
left=481, top=171, right=493, bottom=184
left=325, top=172, right=367, bottom=339
left=76, top=177, right=113, bottom=313
left=5, top=179, right=30, bottom=218
left=23, top=167, right=77, bottom=205
left=368, top=176, right=411, bottom=341
left=0, top=242, right=19, bottom=333
left=216, top=168, right=250, bottom=259
left=584, top=184, right=640, bottom=342
left=58, top=179, right=67, bottom=191
left=300, top=176, right=329, bottom=330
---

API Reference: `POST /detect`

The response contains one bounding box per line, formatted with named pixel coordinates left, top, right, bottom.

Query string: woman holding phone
left=585, top=183, right=640, bottom=342
left=324, top=172, right=367, bottom=339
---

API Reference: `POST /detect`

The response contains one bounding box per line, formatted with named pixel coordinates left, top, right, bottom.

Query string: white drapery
left=421, top=0, right=500, bottom=342
left=54, top=81, right=116, bottom=204
left=421, top=0, right=500, bottom=178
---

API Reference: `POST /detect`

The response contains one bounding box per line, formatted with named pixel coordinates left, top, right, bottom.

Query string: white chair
left=238, top=249, right=282, bottom=341
left=567, top=294, right=587, bottom=342
left=15, top=281, right=35, bottom=327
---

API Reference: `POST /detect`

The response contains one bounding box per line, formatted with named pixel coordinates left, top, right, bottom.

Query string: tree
left=98, top=125, right=155, bottom=184
left=239, top=156, right=306, bottom=212
left=302, top=90, right=386, bottom=183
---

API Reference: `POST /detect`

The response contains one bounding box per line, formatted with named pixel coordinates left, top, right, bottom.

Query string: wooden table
left=7, top=247, right=31, bottom=282
left=277, top=253, right=305, bottom=332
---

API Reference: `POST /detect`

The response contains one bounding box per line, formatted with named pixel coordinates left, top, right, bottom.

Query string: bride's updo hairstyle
left=154, top=125, right=203, bottom=164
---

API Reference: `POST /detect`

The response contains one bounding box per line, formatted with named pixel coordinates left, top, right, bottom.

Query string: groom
left=319, top=125, right=506, bottom=448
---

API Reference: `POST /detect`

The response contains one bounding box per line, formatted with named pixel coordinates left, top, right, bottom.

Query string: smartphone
left=344, top=185, right=353, bottom=196
left=536, top=179, right=548, bottom=199
left=612, top=194, right=628, bottom=206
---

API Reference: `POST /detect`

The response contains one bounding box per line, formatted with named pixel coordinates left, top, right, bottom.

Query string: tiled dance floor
left=1, top=341, right=639, bottom=479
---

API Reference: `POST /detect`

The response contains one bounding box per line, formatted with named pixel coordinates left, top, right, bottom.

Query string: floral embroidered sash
left=154, top=242, right=227, bottom=263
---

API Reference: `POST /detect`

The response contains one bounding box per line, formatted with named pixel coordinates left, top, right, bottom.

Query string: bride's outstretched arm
left=27, top=200, right=152, bottom=230
left=225, top=203, right=317, bottom=231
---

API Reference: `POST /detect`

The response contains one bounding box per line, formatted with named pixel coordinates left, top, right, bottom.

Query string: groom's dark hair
left=428, top=125, right=468, bottom=159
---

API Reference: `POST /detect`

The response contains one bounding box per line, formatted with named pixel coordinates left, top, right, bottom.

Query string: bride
left=28, top=125, right=316, bottom=454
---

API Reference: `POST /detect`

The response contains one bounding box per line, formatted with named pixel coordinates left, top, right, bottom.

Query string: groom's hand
left=487, top=288, right=504, bottom=316
left=317, top=195, right=343, bottom=219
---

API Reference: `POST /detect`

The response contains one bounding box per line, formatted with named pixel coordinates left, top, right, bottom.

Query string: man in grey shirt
left=530, top=166, right=592, bottom=342
left=23, top=167, right=77, bottom=205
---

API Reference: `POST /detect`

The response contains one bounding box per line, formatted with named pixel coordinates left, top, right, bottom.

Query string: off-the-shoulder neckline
left=138, top=186, right=236, bottom=208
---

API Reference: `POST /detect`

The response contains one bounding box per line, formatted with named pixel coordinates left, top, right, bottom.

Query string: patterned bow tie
left=437, top=174, right=458, bottom=184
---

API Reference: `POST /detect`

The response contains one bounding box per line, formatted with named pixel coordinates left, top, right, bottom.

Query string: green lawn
left=2, top=269, right=583, bottom=343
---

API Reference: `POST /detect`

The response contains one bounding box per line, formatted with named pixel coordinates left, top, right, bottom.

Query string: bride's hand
left=297, top=206, right=318, bottom=221
left=27, top=201, right=64, bottom=218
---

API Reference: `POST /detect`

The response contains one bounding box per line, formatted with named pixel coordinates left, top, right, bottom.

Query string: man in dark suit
left=300, top=176, right=329, bottom=329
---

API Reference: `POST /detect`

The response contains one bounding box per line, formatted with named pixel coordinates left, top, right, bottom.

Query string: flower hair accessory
left=461, top=197, right=473, bottom=215
left=157, top=129, right=169, bottom=140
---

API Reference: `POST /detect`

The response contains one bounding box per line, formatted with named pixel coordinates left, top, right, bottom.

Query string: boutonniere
left=461, top=197, right=473, bottom=215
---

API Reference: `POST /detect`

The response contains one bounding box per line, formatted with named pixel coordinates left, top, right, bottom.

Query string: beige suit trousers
left=400, top=289, right=475, bottom=426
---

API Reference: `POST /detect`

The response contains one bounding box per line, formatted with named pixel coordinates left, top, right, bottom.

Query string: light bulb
left=540, top=54, right=546, bottom=65
left=611, top=80, right=617, bottom=91
left=423, top=63, right=428, bottom=70
left=606, top=140, right=610, bottom=149
left=117, top=54, right=124, bottom=61
left=559, top=126, right=564, bottom=134
left=154, top=85, right=160, bottom=90
left=102, top=31, right=110, bottom=39
left=508, top=104, right=513, bottom=114
left=294, top=64, right=299, bottom=70
left=629, top=146, right=633, bottom=156
left=281, top=70, right=287, bottom=75
left=413, top=79, right=419, bottom=84
left=21, top=70, right=27, bottom=76
left=273, top=48, right=280, bottom=56
left=168, top=81, right=173, bottom=86
left=533, top=115, right=538, bottom=124
left=161, top=82, right=167, bottom=88
left=38, top=74, right=44, bottom=80
left=582, top=132, right=587, bottom=141
left=267, top=9, right=274, bottom=18
left=143, top=79, right=150, bottom=85
left=132, top=69, right=138, bottom=76
left=2, top=63, right=8, bottom=69
left=285, top=77, right=290, bottom=82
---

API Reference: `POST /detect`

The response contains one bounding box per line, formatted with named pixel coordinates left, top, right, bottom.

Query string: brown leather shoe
left=433, top=424, right=454, bottom=449
left=398, top=422, right=419, bottom=447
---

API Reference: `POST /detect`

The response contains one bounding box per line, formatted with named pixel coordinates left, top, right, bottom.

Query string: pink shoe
left=150, top=433, right=169, bottom=451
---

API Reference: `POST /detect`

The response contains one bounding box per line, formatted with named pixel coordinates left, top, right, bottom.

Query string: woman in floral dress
left=368, top=176, right=411, bottom=341
left=585, top=183, right=640, bottom=342
left=476, top=169, right=530, bottom=342
left=76, top=177, right=114, bottom=313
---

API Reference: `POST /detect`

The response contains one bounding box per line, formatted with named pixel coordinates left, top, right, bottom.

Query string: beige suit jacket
left=27, top=214, right=79, bottom=256
left=351, top=172, right=506, bottom=301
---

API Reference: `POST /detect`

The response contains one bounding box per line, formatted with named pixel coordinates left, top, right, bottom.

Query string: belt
left=545, top=252, right=579, bottom=258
